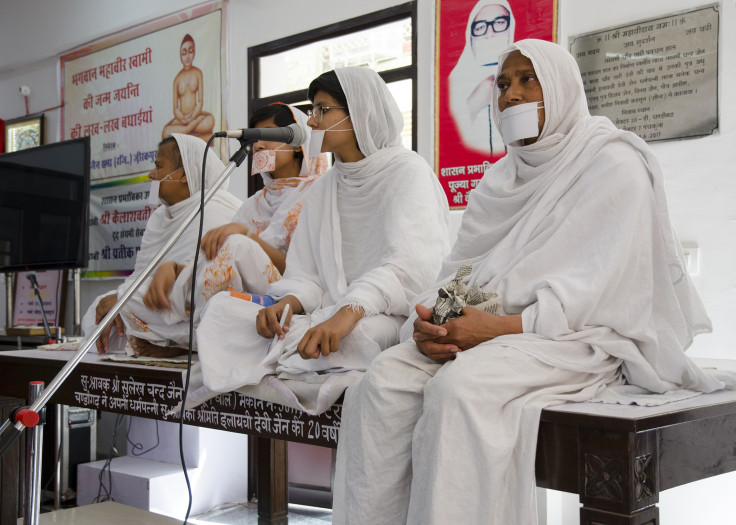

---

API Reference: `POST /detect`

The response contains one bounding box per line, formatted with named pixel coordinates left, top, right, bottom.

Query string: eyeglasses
left=471, top=16, right=511, bottom=37
left=307, top=104, right=346, bottom=123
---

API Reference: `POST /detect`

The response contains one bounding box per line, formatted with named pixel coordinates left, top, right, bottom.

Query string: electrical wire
left=127, top=417, right=160, bottom=456
left=178, top=134, right=218, bottom=524
left=94, top=413, right=125, bottom=504
left=54, top=271, right=61, bottom=328
left=41, top=440, right=62, bottom=497
left=191, top=500, right=258, bottom=520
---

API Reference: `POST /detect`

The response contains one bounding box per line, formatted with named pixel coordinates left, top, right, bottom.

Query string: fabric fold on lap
left=189, top=291, right=403, bottom=413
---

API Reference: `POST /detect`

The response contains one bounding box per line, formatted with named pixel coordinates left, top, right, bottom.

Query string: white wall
left=0, top=0, right=734, bottom=521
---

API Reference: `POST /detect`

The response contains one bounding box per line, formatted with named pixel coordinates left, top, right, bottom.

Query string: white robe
left=189, top=66, right=451, bottom=413
left=333, top=40, right=736, bottom=524
left=158, top=105, right=327, bottom=332
left=81, top=134, right=241, bottom=353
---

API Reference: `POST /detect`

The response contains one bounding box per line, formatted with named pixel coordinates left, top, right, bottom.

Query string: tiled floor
left=190, top=502, right=332, bottom=524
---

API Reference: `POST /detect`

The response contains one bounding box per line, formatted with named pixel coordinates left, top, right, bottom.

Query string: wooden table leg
left=578, top=427, right=660, bottom=525
left=580, top=505, right=659, bottom=524
left=256, top=436, right=288, bottom=525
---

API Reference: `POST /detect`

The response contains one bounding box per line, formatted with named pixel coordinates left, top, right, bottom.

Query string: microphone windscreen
left=288, top=123, right=307, bottom=147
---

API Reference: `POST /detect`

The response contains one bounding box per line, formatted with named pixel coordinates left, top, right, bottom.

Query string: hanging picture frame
left=4, top=112, right=45, bottom=152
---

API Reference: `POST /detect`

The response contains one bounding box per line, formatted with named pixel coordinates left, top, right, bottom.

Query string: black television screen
left=0, top=137, right=90, bottom=272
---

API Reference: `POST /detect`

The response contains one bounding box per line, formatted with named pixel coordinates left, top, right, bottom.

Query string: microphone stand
left=0, top=137, right=254, bottom=524
left=28, top=276, right=55, bottom=345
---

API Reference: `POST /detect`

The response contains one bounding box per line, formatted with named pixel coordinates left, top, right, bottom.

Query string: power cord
left=93, top=413, right=125, bottom=503
left=178, top=134, right=217, bottom=524
left=127, top=417, right=160, bottom=457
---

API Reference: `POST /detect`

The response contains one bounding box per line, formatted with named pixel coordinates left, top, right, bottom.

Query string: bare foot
left=130, top=337, right=186, bottom=358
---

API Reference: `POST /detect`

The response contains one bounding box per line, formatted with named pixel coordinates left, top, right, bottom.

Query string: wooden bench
left=1, top=349, right=735, bottom=524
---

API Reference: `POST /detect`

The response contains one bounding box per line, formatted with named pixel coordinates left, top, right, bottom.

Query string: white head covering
left=448, top=0, right=515, bottom=155
left=420, top=40, right=724, bottom=394
left=127, top=133, right=241, bottom=280
left=334, top=67, right=404, bottom=156
left=233, top=104, right=327, bottom=253
left=268, top=66, right=450, bottom=317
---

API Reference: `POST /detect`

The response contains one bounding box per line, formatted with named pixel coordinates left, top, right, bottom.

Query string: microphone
left=26, top=271, right=39, bottom=291
left=214, top=123, right=305, bottom=147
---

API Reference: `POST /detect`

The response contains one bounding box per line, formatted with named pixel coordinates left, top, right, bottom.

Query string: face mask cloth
left=500, top=101, right=543, bottom=145
left=309, top=115, right=353, bottom=159
left=148, top=180, right=161, bottom=205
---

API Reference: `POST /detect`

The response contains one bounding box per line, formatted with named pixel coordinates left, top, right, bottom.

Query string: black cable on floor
left=178, top=134, right=217, bottom=524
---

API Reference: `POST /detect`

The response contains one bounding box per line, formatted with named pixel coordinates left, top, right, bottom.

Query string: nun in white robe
left=189, top=66, right=451, bottom=414
left=332, top=40, right=736, bottom=525
left=82, top=134, right=241, bottom=354
left=161, top=104, right=327, bottom=328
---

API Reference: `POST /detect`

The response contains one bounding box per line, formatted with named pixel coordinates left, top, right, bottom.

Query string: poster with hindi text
left=12, top=270, right=65, bottom=328
left=61, top=6, right=222, bottom=181
left=59, top=2, right=225, bottom=277
left=85, top=175, right=157, bottom=278
left=435, top=0, right=557, bottom=209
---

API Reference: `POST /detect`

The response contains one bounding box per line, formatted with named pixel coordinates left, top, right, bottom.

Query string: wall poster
left=12, top=270, right=66, bottom=328
left=570, top=4, right=718, bottom=142
left=435, top=0, right=558, bottom=209
left=60, top=2, right=226, bottom=278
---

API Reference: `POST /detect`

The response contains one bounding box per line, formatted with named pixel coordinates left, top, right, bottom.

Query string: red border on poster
left=435, top=0, right=557, bottom=208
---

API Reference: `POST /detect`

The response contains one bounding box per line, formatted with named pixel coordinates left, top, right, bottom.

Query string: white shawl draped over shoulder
left=268, top=67, right=450, bottom=317
left=126, top=133, right=241, bottom=291
left=82, top=134, right=241, bottom=350
left=404, top=40, right=732, bottom=396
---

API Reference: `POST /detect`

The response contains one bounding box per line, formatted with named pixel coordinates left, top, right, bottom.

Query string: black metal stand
left=29, top=281, right=54, bottom=345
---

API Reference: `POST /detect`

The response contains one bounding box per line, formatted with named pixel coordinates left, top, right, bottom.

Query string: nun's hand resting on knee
left=95, top=293, right=125, bottom=355
left=143, top=261, right=184, bottom=311
left=297, top=306, right=364, bottom=360
left=413, top=304, right=523, bottom=363
left=200, top=222, right=249, bottom=260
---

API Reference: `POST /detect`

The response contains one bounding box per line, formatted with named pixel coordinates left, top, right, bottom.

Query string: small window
left=247, top=3, right=417, bottom=194
left=258, top=18, right=413, bottom=99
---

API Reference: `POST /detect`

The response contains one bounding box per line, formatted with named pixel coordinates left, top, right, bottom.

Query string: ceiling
left=0, top=0, right=202, bottom=77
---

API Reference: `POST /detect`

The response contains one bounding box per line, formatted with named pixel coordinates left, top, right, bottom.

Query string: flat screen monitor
left=0, top=137, right=90, bottom=272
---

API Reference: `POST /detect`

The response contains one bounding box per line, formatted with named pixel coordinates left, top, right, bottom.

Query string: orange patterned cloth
left=231, top=105, right=327, bottom=254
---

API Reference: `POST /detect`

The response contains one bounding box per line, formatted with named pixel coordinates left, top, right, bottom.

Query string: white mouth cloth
left=500, top=101, right=543, bottom=145
left=147, top=180, right=161, bottom=205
